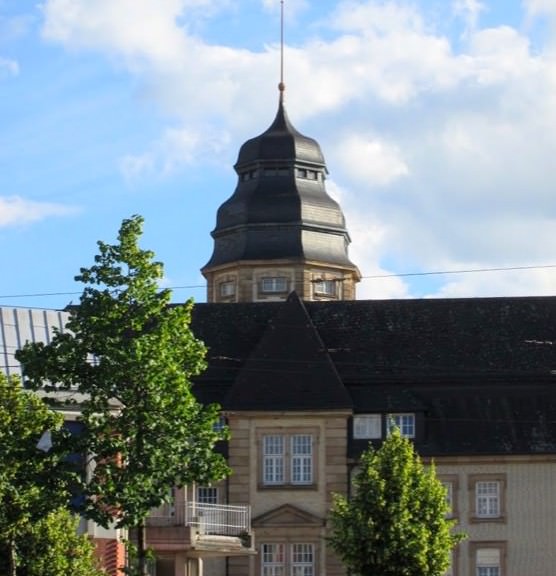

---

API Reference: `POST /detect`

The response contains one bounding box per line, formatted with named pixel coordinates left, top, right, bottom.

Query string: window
left=262, top=543, right=285, bottom=576
left=197, top=486, right=218, bottom=504
left=439, top=475, right=459, bottom=518
left=261, top=432, right=315, bottom=487
left=476, top=482, right=500, bottom=517
left=261, top=543, right=314, bottom=576
left=212, top=414, right=226, bottom=432
left=469, top=474, right=506, bottom=522
left=291, top=435, right=312, bottom=484
left=292, top=543, right=314, bottom=576
left=313, top=279, right=337, bottom=297
left=353, top=414, right=381, bottom=439
left=261, top=277, right=288, bottom=293
left=263, top=435, right=285, bottom=485
left=387, top=413, right=416, bottom=438
left=219, top=281, right=235, bottom=298
left=470, top=543, right=506, bottom=576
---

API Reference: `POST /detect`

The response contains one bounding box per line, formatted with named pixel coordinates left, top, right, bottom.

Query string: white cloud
left=0, top=196, right=76, bottom=227
left=452, top=0, right=485, bottom=35
left=333, top=134, right=409, bottom=187
left=37, top=0, right=556, bottom=297
left=120, top=125, right=231, bottom=181
left=525, top=0, right=556, bottom=17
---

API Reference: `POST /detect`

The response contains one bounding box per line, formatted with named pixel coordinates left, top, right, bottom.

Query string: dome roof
left=203, top=95, right=358, bottom=273
left=235, top=98, right=325, bottom=169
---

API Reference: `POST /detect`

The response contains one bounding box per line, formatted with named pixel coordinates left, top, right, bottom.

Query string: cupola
left=202, top=88, right=360, bottom=303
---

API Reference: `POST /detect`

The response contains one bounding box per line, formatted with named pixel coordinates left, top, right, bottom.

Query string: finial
left=279, top=0, right=285, bottom=100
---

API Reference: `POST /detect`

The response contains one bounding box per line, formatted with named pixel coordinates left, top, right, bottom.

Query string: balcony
left=145, top=502, right=255, bottom=557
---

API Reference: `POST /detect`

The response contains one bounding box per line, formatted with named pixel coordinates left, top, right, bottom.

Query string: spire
left=279, top=0, right=285, bottom=103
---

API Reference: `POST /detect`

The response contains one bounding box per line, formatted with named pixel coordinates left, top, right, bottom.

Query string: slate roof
left=202, top=96, right=357, bottom=271
left=190, top=295, right=556, bottom=457
left=224, top=292, right=352, bottom=410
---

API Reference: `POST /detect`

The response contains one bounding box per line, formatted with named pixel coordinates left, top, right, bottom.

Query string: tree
left=328, top=429, right=465, bottom=576
left=15, top=508, right=106, bottom=576
left=0, top=374, right=77, bottom=576
left=17, top=215, right=230, bottom=575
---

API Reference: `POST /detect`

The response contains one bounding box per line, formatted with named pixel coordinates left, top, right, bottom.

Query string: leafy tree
left=16, top=215, right=230, bottom=575
left=328, top=429, right=465, bottom=576
left=0, top=374, right=76, bottom=576
left=17, top=508, right=106, bottom=576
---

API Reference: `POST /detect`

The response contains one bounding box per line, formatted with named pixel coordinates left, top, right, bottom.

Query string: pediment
left=252, top=504, right=324, bottom=528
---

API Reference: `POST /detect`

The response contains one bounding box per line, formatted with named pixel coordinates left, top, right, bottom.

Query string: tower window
left=313, top=279, right=337, bottom=297
left=261, top=277, right=288, bottom=293
left=219, top=281, right=236, bottom=298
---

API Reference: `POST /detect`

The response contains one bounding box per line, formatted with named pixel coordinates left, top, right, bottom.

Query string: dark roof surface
left=190, top=295, right=556, bottom=456
left=225, top=292, right=352, bottom=410
left=235, top=97, right=325, bottom=169
left=203, top=98, right=357, bottom=271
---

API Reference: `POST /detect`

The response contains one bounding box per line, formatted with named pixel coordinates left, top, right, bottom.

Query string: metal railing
left=147, top=502, right=251, bottom=537
left=185, top=502, right=251, bottom=536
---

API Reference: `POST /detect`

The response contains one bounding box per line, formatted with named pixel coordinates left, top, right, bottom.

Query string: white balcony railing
left=148, top=502, right=251, bottom=537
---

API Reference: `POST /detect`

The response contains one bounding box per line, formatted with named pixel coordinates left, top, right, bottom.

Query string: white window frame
left=313, top=279, right=337, bottom=297
left=291, top=435, right=313, bottom=485
left=219, top=280, right=235, bottom=297
left=261, top=543, right=314, bottom=576
left=291, top=543, right=314, bottom=576
left=196, top=486, right=218, bottom=504
left=475, top=547, right=502, bottom=576
left=353, top=414, right=382, bottom=439
left=261, top=543, right=285, bottom=576
left=261, top=277, right=288, bottom=293
left=387, top=413, right=416, bottom=438
left=261, top=432, right=314, bottom=487
left=263, top=435, right=285, bottom=485
left=476, top=481, right=500, bottom=518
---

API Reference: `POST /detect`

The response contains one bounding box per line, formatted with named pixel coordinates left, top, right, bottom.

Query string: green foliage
left=16, top=215, right=229, bottom=535
left=0, top=373, right=77, bottom=574
left=328, top=429, right=465, bottom=576
left=16, top=508, right=106, bottom=576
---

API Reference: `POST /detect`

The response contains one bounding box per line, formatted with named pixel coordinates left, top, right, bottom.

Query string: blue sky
left=0, top=0, right=555, bottom=309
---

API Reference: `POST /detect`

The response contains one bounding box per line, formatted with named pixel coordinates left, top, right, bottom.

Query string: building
left=3, top=88, right=556, bottom=576
left=201, top=86, right=360, bottom=303
left=189, top=293, right=556, bottom=576
left=191, top=87, right=556, bottom=576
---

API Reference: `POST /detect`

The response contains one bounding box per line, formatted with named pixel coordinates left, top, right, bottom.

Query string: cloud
left=38, top=0, right=556, bottom=298
left=333, top=134, right=409, bottom=187
left=0, top=196, right=77, bottom=227
left=120, top=125, right=231, bottom=181
left=525, top=0, right=556, bottom=17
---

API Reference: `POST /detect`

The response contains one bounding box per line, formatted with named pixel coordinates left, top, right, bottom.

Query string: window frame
left=261, top=276, right=289, bottom=294
left=196, top=486, right=218, bottom=505
left=438, top=474, right=459, bottom=519
left=353, top=414, right=382, bottom=439
left=313, top=279, right=338, bottom=298
left=469, top=541, right=506, bottom=576
left=469, top=474, right=506, bottom=523
left=219, top=280, right=236, bottom=298
left=258, top=428, right=318, bottom=490
left=260, top=543, right=315, bottom=576
left=387, top=413, right=416, bottom=438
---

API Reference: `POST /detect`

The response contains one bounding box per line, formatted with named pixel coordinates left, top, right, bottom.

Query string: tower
left=202, top=86, right=360, bottom=303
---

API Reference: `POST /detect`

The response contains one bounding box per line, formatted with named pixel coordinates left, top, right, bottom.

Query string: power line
left=0, top=264, right=554, bottom=302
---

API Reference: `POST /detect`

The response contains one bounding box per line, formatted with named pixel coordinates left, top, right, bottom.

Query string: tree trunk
left=137, top=519, right=148, bottom=576
left=8, top=537, right=17, bottom=576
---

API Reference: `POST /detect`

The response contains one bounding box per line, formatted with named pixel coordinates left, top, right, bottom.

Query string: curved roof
left=235, top=97, right=325, bottom=169
left=203, top=96, right=358, bottom=271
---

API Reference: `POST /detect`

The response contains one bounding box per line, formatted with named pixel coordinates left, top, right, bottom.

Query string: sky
left=0, top=0, right=555, bottom=309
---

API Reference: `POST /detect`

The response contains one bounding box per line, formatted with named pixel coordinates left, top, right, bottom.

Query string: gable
left=252, top=504, right=324, bottom=528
